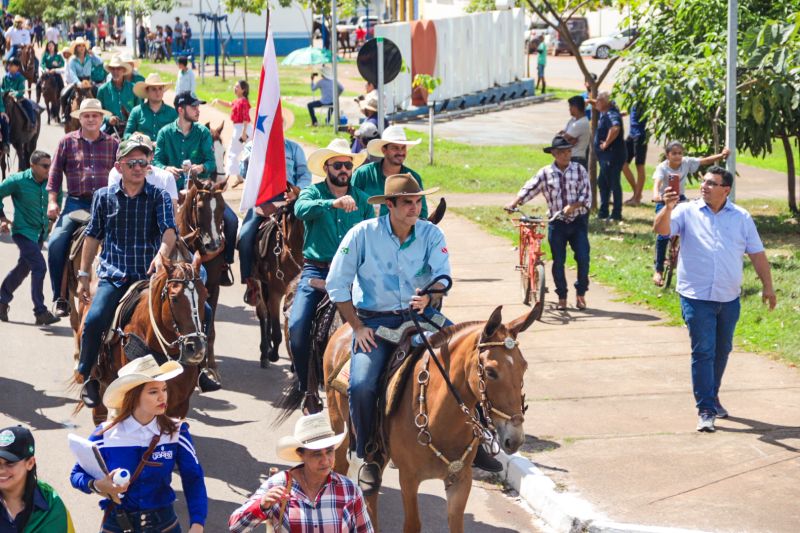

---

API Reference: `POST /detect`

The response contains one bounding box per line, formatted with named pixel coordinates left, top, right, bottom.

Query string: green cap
left=116, top=133, right=153, bottom=160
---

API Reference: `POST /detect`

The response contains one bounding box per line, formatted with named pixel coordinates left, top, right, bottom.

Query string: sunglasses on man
left=327, top=161, right=353, bottom=171
left=123, top=159, right=150, bottom=169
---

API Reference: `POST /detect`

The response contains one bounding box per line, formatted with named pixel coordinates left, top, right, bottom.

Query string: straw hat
left=319, top=64, right=333, bottom=79
left=61, top=47, right=72, bottom=58
left=105, top=55, right=133, bottom=74
left=282, top=107, right=295, bottom=131
left=118, top=52, right=141, bottom=69
left=358, top=92, right=379, bottom=113
left=13, top=15, right=24, bottom=24
left=70, top=98, right=112, bottom=120
left=69, top=36, right=90, bottom=55
left=103, top=355, right=183, bottom=410
left=307, top=138, right=367, bottom=177
left=134, top=72, right=174, bottom=99
left=276, top=412, right=346, bottom=463
left=367, top=173, right=439, bottom=204
left=366, top=125, right=421, bottom=158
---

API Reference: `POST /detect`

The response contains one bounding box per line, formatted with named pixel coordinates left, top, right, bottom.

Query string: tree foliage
left=9, top=0, right=177, bottom=22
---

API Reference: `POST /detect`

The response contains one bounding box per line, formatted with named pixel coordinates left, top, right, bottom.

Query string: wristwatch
left=77, top=270, right=90, bottom=279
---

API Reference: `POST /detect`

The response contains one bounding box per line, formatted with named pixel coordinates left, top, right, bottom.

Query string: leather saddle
left=104, top=280, right=149, bottom=345
left=256, top=216, right=278, bottom=260
left=67, top=209, right=91, bottom=261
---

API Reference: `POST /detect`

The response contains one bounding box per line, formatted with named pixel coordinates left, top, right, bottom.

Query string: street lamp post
left=726, top=0, right=737, bottom=199
left=331, top=0, right=339, bottom=131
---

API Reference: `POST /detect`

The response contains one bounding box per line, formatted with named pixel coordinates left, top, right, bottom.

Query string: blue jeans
left=349, top=308, right=451, bottom=458
left=237, top=209, right=264, bottom=280
left=680, top=296, right=741, bottom=415
left=78, top=279, right=131, bottom=379
left=547, top=214, right=590, bottom=299
left=307, top=100, right=333, bottom=125
left=598, top=158, right=624, bottom=219
left=223, top=204, right=239, bottom=265
left=1, top=235, right=47, bottom=314
left=288, top=264, right=329, bottom=393
left=100, top=505, right=180, bottom=533
left=47, top=196, right=92, bottom=301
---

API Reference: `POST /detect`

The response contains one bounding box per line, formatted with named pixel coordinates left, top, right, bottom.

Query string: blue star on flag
left=256, top=113, right=269, bottom=133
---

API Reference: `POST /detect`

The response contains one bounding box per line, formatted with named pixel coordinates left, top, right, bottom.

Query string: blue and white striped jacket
left=70, top=417, right=207, bottom=526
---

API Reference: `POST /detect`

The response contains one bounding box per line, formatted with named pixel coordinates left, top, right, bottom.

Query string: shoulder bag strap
left=103, top=434, right=163, bottom=529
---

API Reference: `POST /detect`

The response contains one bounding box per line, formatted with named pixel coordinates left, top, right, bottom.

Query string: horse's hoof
left=259, top=356, right=270, bottom=369
left=268, top=349, right=280, bottom=363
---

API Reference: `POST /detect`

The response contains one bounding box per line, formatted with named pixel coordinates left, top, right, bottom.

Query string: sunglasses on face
left=327, top=161, right=353, bottom=171
left=123, top=159, right=149, bottom=169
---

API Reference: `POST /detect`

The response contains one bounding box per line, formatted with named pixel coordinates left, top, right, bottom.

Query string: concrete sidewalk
left=437, top=212, right=800, bottom=532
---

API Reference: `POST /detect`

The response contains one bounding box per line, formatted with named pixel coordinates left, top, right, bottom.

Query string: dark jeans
left=307, top=100, right=333, bottom=125
left=222, top=204, right=239, bottom=265
left=47, top=196, right=92, bottom=301
left=598, top=158, right=624, bottom=219
left=680, top=296, right=740, bottom=415
left=100, top=505, right=180, bottom=533
left=547, top=214, right=590, bottom=299
left=288, top=264, right=330, bottom=393
left=653, top=197, right=686, bottom=272
left=78, top=279, right=131, bottom=379
left=1, top=235, right=47, bottom=314
left=237, top=208, right=263, bottom=280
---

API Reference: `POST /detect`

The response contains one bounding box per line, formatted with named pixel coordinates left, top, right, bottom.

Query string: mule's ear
left=483, top=306, right=503, bottom=339
left=507, top=301, right=541, bottom=338
left=215, top=122, right=224, bottom=134
left=213, top=180, right=226, bottom=192
left=192, top=250, right=202, bottom=273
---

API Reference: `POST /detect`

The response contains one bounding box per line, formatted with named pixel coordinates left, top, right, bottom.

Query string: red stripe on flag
left=255, top=100, right=287, bottom=205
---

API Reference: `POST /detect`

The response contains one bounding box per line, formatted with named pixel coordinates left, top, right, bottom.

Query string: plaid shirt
left=47, top=130, right=119, bottom=197
left=228, top=469, right=373, bottom=533
left=516, top=161, right=592, bottom=222
left=85, top=182, right=175, bottom=284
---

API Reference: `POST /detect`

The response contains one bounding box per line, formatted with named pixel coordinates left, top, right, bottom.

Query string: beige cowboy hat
left=118, top=52, right=141, bottom=69
left=282, top=107, right=295, bottom=131
left=366, top=125, right=421, bottom=158
left=134, top=72, right=174, bottom=99
left=103, top=355, right=183, bottom=410
left=307, top=138, right=367, bottom=177
left=70, top=98, right=112, bottom=120
left=13, top=15, right=24, bottom=24
left=358, top=91, right=379, bottom=113
left=276, top=412, right=346, bottom=463
left=105, top=55, right=133, bottom=75
left=69, top=37, right=90, bottom=55
left=318, top=64, right=333, bottom=79
left=367, top=173, right=439, bottom=205
left=61, top=46, right=72, bottom=57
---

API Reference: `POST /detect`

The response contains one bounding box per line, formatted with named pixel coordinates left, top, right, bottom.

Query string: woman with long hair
left=70, top=355, right=208, bottom=532
left=0, top=425, right=75, bottom=531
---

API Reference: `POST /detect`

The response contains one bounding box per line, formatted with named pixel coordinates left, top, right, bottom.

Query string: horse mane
left=427, top=320, right=484, bottom=349
left=175, top=185, right=197, bottom=235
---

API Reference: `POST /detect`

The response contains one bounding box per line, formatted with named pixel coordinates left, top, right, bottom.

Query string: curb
left=497, top=451, right=711, bottom=533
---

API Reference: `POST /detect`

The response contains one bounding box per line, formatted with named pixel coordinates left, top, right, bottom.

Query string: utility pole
left=331, top=0, right=339, bottom=130
left=726, top=0, right=737, bottom=200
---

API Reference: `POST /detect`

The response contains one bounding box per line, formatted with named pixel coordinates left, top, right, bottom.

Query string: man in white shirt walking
left=560, top=95, right=590, bottom=169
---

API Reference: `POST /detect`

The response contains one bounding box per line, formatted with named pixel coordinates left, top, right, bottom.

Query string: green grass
left=452, top=201, right=800, bottom=365
left=738, top=139, right=800, bottom=176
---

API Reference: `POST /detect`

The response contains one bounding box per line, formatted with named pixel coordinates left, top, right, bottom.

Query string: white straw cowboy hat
left=307, top=138, right=367, bottom=177
left=13, top=15, right=24, bottom=24
left=105, top=55, right=133, bottom=75
left=118, top=52, right=141, bottom=69
left=276, top=412, right=346, bottom=463
left=103, top=355, right=183, bottom=410
left=134, top=72, right=174, bottom=99
left=319, top=64, right=333, bottom=79
left=367, top=173, right=439, bottom=205
left=71, top=98, right=113, bottom=120
left=68, top=37, right=90, bottom=55
left=366, top=125, right=421, bottom=158
left=358, top=92, right=379, bottom=113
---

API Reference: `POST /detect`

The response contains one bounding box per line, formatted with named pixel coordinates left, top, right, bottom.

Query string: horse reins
left=148, top=264, right=206, bottom=358
left=184, top=186, right=225, bottom=260
left=270, top=203, right=302, bottom=281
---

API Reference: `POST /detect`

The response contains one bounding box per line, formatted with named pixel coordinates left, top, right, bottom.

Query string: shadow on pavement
left=539, top=303, right=660, bottom=325
left=0, top=377, right=74, bottom=429
left=188, top=395, right=255, bottom=429
left=211, top=353, right=295, bottom=410
left=2, top=320, right=73, bottom=337
left=214, top=302, right=259, bottom=325
left=717, top=416, right=800, bottom=452
left=191, top=434, right=281, bottom=494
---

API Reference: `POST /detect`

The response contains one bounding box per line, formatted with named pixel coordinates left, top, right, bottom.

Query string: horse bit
left=148, top=267, right=207, bottom=365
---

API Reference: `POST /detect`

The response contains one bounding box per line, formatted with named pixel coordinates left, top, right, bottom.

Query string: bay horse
left=17, top=45, right=37, bottom=98
left=323, top=304, right=537, bottom=532
left=175, top=177, right=227, bottom=381
left=205, top=122, right=225, bottom=180
left=79, top=254, right=208, bottom=425
left=36, top=71, right=63, bottom=125
left=2, top=92, right=40, bottom=172
left=64, top=81, right=95, bottom=133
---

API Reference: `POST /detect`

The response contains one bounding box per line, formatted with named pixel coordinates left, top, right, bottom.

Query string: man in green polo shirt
left=352, top=124, right=428, bottom=219
left=0, top=150, right=61, bottom=325
left=96, top=56, right=140, bottom=136
left=289, top=138, right=373, bottom=412
left=125, top=73, right=178, bottom=140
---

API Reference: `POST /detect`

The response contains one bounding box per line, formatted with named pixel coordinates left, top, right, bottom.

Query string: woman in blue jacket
left=70, top=355, right=208, bottom=532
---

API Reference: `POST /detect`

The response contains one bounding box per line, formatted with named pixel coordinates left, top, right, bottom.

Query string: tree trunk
left=783, top=134, right=798, bottom=213
left=588, top=83, right=599, bottom=210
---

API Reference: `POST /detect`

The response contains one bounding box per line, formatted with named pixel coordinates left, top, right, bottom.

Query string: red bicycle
left=663, top=234, right=680, bottom=289
left=506, top=208, right=551, bottom=307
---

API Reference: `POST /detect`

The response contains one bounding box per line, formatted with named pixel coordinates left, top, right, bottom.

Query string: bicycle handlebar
left=505, top=206, right=562, bottom=224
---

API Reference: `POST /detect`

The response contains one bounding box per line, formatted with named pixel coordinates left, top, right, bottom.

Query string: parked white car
left=579, top=28, right=637, bottom=59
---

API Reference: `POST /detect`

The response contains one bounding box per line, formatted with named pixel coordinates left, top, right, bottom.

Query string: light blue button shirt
left=670, top=199, right=764, bottom=302
left=285, top=139, right=312, bottom=189
left=326, top=215, right=451, bottom=311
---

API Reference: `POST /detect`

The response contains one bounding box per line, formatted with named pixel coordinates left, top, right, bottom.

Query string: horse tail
left=272, top=385, right=304, bottom=427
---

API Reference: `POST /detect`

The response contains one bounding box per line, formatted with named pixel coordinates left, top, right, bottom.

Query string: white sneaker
left=715, top=398, right=729, bottom=419
left=696, top=412, right=716, bottom=432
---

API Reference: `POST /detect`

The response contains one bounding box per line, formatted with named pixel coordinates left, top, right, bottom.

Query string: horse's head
left=153, top=253, right=208, bottom=364
left=472, top=303, right=540, bottom=454
left=187, top=177, right=226, bottom=256
left=205, top=122, right=225, bottom=178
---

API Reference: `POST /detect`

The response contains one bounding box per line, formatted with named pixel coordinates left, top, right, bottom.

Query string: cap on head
left=117, top=134, right=153, bottom=160
left=0, top=426, right=35, bottom=462
left=174, top=91, right=205, bottom=109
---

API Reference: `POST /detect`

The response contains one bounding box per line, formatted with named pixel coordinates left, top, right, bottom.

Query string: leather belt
left=357, top=308, right=411, bottom=319
left=68, top=194, right=94, bottom=201
left=303, top=258, right=331, bottom=269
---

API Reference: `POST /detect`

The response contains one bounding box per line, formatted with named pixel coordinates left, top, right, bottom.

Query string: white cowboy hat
left=61, top=46, right=72, bottom=57
left=70, top=98, right=113, bottom=120
left=68, top=37, right=90, bottom=55
left=319, top=64, right=333, bottom=79
left=105, top=55, right=133, bottom=75
left=358, top=91, right=379, bottom=113
left=118, top=52, right=141, bottom=69
left=275, top=412, right=346, bottom=463
left=366, top=125, right=421, bottom=158
left=307, top=138, right=367, bottom=177
left=103, top=355, right=183, bottom=410
left=13, top=15, right=24, bottom=24
left=134, top=72, right=174, bottom=99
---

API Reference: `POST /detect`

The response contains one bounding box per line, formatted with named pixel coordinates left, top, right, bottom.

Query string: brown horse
left=2, top=92, right=40, bottom=172
left=17, top=45, right=37, bottom=98
left=80, top=254, right=208, bottom=425
left=253, top=187, right=304, bottom=367
left=323, top=304, right=537, bottom=532
left=36, top=71, right=63, bottom=125
left=64, top=81, right=95, bottom=133
left=175, top=178, right=227, bottom=379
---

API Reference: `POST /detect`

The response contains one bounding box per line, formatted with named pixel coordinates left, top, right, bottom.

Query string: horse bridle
left=148, top=265, right=207, bottom=364
left=270, top=204, right=302, bottom=281
left=184, top=185, right=225, bottom=259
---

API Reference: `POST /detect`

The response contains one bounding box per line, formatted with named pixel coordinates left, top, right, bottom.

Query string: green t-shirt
left=351, top=161, right=428, bottom=218
left=154, top=120, right=217, bottom=188
left=537, top=42, right=547, bottom=65
left=294, top=181, right=374, bottom=262
left=0, top=169, right=62, bottom=242
left=96, top=80, right=141, bottom=120
left=41, top=51, right=65, bottom=70
left=124, top=102, right=179, bottom=140
left=0, top=73, right=26, bottom=113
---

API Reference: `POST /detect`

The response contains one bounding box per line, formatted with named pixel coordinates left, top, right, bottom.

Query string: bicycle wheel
left=532, top=263, right=546, bottom=307
left=520, top=242, right=532, bottom=306
left=664, top=237, right=680, bottom=289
